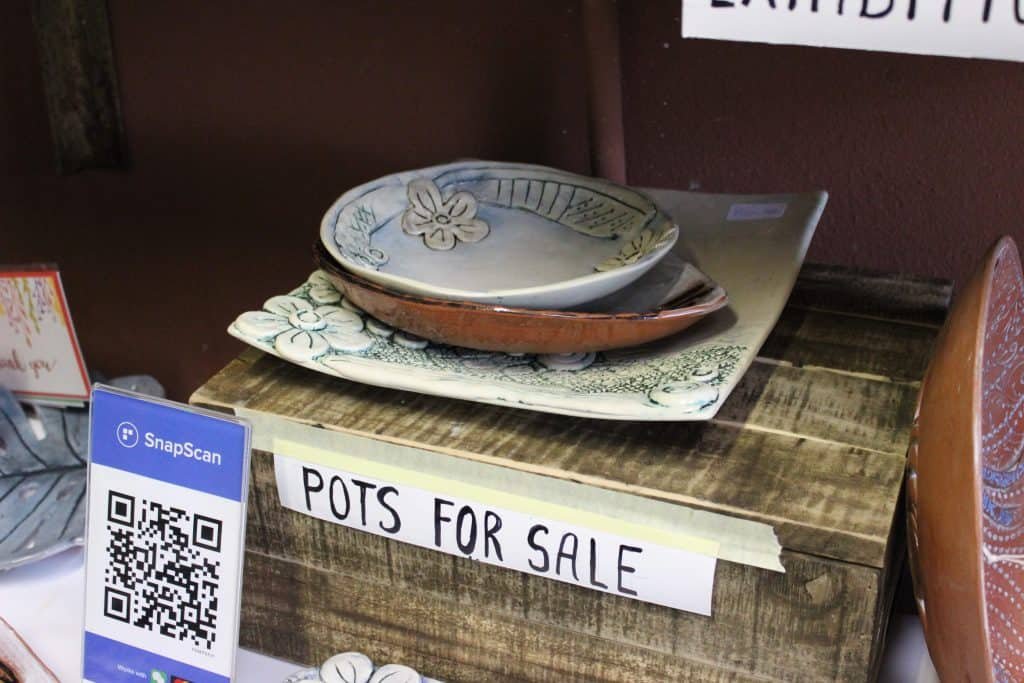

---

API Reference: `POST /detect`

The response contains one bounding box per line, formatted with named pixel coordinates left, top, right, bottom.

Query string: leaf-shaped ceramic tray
left=231, top=189, right=826, bottom=421
left=0, top=376, right=163, bottom=571
left=319, top=161, right=678, bottom=309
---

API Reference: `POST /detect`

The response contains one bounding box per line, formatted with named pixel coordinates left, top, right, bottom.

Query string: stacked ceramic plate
left=316, top=161, right=728, bottom=354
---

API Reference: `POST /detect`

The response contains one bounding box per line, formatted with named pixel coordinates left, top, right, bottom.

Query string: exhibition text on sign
left=704, top=1, right=1023, bottom=23
left=682, top=0, right=1024, bottom=62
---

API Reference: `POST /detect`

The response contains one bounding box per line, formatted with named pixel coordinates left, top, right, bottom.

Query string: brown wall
left=4, top=1, right=1023, bottom=400
left=621, top=1, right=1024, bottom=281
left=4, top=1, right=589, bottom=399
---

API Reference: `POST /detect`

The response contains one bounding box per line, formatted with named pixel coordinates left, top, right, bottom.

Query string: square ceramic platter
left=230, top=188, right=826, bottom=421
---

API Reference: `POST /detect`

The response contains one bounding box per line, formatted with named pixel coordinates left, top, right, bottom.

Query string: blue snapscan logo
left=116, top=421, right=139, bottom=448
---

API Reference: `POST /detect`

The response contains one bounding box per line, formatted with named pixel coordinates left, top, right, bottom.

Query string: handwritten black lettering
left=617, top=545, right=643, bottom=597
left=301, top=467, right=324, bottom=511
left=527, top=525, right=550, bottom=572
left=433, top=498, right=453, bottom=548
left=706, top=0, right=1024, bottom=23
left=555, top=533, right=580, bottom=582
left=351, top=479, right=377, bottom=526
left=483, top=510, right=503, bottom=561
left=328, top=475, right=351, bottom=521
left=456, top=505, right=478, bottom=555
left=861, top=0, right=893, bottom=17
left=588, top=538, right=609, bottom=589
left=376, top=486, right=401, bottom=533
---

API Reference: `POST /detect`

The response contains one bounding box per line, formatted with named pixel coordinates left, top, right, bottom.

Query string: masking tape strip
left=239, top=407, right=784, bottom=571
left=276, top=437, right=719, bottom=558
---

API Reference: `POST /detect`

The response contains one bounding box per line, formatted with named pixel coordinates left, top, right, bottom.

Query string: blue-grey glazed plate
left=320, top=161, right=678, bottom=309
left=0, top=375, right=163, bottom=571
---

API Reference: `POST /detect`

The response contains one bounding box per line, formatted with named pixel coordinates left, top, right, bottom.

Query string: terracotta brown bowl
left=909, top=236, right=1024, bottom=682
left=313, top=244, right=728, bottom=354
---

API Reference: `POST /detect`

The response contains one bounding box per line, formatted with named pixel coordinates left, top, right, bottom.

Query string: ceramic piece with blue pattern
left=284, top=651, right=440, bottom=683
left=0, top=375, right=163, bottom=571
left=320, top=161, right=678, bottom=309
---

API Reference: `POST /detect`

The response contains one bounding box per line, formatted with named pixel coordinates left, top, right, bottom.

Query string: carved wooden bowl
left=909, top=236, right=1024, bottom=682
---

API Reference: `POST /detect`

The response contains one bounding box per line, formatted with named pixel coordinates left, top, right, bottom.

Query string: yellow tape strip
left=274, top=438, right=720, bottom=558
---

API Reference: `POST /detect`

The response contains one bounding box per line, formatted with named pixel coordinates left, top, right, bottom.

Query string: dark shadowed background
left=4, top=0, right=1023, bottom=400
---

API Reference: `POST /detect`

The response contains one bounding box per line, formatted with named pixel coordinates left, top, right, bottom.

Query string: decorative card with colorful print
left=0, top=267, right=89, bottom=405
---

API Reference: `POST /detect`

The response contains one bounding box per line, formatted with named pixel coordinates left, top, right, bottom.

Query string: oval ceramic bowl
left=315, top=244, right=727, bottom=354
left=319, top=161, right=679, bottom=309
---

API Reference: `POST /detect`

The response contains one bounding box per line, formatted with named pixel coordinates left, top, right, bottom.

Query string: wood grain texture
left=789, top=263, right=953, bottom=328
left=760, top=307, right=938, bottom=383
left=197, top=352, right=910, bottom=567
left=241, top=548, right=880, bottom=683
left=245, top=447, right=878, bottom=675
left=31, top=0, right=127, bottom=172
left=190, top=264, right=952, bottom=682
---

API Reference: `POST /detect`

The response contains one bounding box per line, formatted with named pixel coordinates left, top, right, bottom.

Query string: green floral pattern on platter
left=230, top=271, right=744, bottom=420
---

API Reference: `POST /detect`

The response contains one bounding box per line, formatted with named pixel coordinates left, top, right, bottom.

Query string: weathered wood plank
left=31, top=0, right=128, bottom=173
left=242, top=548, right=882, bottom=682
left=867, top=493, right=907, bottom=679
left=719, top=360, right=919, bottom=454
left=244, top=445, right=886, bottom=682
left=793, top=263, right=953, bottom=327
left=196, top=357, right=907, bottom=566
left=759, top=307, right=938, bottom=382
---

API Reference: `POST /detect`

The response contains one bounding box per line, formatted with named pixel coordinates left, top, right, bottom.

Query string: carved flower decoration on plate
left=234, top=287, right=373, bottom=363
left=285, top=652, right=432, bottom=683
left=307, top=270, right=343, bottom=304
left=401, top=178, right=490, bottom=251
left=595, top=226, right=676, bottom=272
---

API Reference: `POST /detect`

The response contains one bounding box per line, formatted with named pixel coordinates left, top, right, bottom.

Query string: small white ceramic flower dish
left=319, top=161, right=679, bottom=309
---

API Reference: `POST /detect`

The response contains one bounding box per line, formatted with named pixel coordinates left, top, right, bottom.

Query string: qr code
left=103, top=490, right=222, bottom=650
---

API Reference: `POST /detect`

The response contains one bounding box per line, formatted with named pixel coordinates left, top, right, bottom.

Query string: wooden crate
left=191, top=263, right=951, bottom=682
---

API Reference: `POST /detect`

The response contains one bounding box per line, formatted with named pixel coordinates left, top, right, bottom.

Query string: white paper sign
left=682, top=0, right=1024, bottom=62
left=274, top=452, right=719, bottom=616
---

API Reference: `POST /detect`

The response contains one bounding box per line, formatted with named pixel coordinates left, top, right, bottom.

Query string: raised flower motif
left=234, top=295, right=372, bottom=362
left=285, top=651, right=430, bottom=683
left=401, top=178, right=489, bottom=251
left=306, top=270, right=342, bottom=304
left=595, top=226, right=675, bottom=272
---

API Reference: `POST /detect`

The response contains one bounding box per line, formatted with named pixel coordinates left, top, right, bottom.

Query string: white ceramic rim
left=319, top=161, right=680, bottom=301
